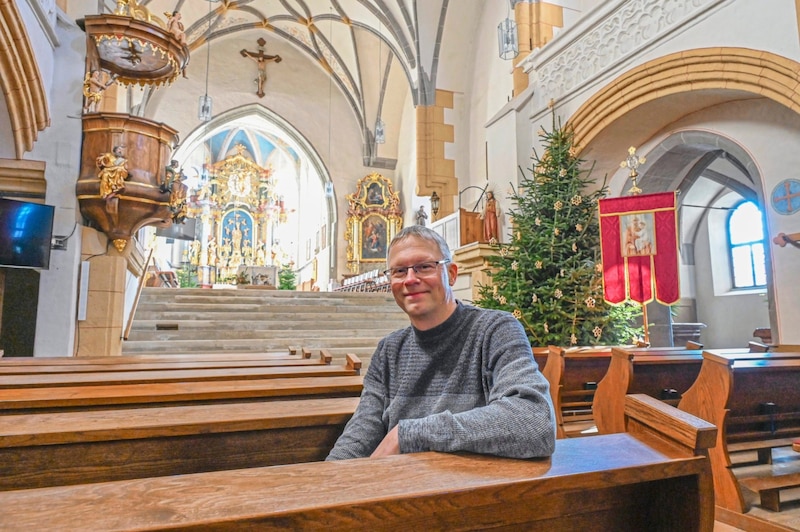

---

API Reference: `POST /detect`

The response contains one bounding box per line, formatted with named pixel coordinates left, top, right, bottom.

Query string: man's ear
left=446, top=262, right=458, bottom=286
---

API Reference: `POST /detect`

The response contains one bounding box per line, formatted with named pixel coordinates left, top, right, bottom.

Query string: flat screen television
left=0, top=198, right=55, bottom=270
left=155, top=217, right=197, bottom=241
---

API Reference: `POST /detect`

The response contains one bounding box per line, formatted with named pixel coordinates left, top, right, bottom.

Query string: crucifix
left=240, top=38, right=282, bottom=98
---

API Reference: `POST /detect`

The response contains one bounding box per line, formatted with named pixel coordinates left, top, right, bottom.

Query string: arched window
left=728, top=200, right=766, bottom=288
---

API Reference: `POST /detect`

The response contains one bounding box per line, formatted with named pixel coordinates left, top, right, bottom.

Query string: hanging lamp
left=497, top=1, right=519, bottom=60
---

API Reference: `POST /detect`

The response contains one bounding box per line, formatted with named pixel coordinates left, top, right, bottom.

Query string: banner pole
left=641, top=302, right=650, bottom=345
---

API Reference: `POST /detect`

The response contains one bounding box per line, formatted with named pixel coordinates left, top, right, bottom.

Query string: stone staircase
left=123, top=288, right=409, bottom=367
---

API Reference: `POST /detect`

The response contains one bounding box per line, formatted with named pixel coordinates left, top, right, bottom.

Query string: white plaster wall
left=29, top=16, right=86, bottom=356
left=694, top=213, right=770, bottom=348
left=466, top=1, right=516, bottom=191
left=395, top=90, right=418, bottom=229
left=18, top=0, right=56, bottom=96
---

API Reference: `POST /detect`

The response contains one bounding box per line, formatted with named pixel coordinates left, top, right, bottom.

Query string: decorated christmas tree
left=475, top=116, right=641, bottom=346
left=278, top=266, right=297, bottom=290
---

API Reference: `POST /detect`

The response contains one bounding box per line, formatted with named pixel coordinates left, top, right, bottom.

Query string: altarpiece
left=345, top=173, right=402, bottom=273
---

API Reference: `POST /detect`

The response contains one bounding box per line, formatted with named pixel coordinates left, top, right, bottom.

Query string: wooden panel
left=459, top=208, right=482, bottom=246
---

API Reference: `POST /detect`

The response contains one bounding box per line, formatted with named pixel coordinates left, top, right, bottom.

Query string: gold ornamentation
left=620, top=146, right=646, bottom=195
left=345, top=173, right=402, bottom=267
left=113, top=238, right=127, bottom=252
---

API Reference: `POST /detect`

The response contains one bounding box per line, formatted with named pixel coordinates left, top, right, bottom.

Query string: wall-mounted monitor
left=155, top=217, right=197, bottom=241
left=0, top=198, right=55, bottom=270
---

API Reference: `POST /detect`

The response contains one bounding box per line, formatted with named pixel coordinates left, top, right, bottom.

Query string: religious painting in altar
left=345, top=173, right=402, bottom=271
left=361, top=213, right=388, bottom=260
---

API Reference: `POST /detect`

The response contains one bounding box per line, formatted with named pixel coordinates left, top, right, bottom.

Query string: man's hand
left=370, top=425, right=400, bottom=458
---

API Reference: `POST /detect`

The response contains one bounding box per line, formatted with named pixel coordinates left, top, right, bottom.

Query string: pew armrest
left=345, top=353, right=362, bottom=372
left=320, top=349, right=333, bottom=364
left=625, top=394, right=717, bottom=456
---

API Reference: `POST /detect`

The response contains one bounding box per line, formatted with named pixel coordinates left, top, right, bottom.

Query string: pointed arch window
left=728, top=200, right=766, bottom=288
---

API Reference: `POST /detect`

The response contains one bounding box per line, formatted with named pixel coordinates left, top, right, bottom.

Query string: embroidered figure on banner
left=620, top=212, right=656, bottom=257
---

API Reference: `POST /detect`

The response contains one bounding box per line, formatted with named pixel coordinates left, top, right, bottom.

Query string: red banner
left=598, top=192, right=679, bottom=305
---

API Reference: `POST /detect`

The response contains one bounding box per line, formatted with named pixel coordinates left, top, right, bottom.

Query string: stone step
left=124, top=288, right=400, bottom=369
left=121, top=338, right=382, bottom=355
left=128, top=319, right=407, bottom=331
left=125, top=328, right=400, bottom=341
left=139, top=288, right=393, bottom=303
left=134, top=303, right=403, bottom=314
left=130, top=311, right=407, bottom=322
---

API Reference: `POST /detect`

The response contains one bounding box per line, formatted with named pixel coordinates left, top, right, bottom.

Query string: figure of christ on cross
left=240, top=38, right=282, bottom=98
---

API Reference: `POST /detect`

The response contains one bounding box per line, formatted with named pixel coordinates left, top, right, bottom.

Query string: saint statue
left=207, top=237, right=217, bottom=266
left=82, top=70, right=109, bottom=113
left=480, top=191, right=500, bottom=242
left=96, top=146, right=129, bottom=200
left=231, top=222, right=243, bottom=255
left=415, top=205, right=428, bottom=227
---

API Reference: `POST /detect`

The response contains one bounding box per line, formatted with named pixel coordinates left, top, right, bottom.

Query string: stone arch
left=0, top=0, right=48, bottom=158
left=569, top=48, right=800, bottom=153
left=174, top=103, right=338, bottom=283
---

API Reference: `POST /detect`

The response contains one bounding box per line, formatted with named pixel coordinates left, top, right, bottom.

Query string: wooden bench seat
left=678, top=350, right=800, bottom=514
left=0, top=375, right=363, bottom=414
left=0, top=353, right=362, bottom=389
left=0, top=394, right=717, bottom=531
left=0, top=349, right=333, bottom=375
left=0, top=396, right=359, bottom=491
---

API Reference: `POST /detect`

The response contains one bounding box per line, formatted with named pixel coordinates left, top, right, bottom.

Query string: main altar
left=187, top=144, right=286, bottom=286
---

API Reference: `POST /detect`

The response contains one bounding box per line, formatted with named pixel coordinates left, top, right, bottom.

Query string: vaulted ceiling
left=132, top=0, right=468, bottom=159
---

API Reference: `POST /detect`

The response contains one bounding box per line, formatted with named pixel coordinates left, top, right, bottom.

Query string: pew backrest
left=0, top=354, right=363, bottom=389
left=0, top=375, right=364, bottom=414
left=0, top=396, right=359, bottom=491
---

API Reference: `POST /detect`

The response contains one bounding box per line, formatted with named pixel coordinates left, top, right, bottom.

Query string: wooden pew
left=0, top=346, right=315, bottom=365
left=0, top=349, right=334, bottom=375
left=0, top=396, right=359, bottom=491
left=0, top=375, right=363, bottom=414
left=542, top=344, right=702, bottom=438
left=0, top=347, right=308, bottom=365
left=0, top=353, right=362, bottom=389
left=0, top=394, right=717, bottom=531
left=678, top=350, right=800, bottom=514
left=593, top=346, right=762, bottom=435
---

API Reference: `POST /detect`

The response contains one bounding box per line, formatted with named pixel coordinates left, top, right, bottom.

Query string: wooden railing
left=123, top=248, right=153, bottom=340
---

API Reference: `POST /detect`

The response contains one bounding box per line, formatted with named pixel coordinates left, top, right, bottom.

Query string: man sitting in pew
left=327, top=226, right=556, bottom=460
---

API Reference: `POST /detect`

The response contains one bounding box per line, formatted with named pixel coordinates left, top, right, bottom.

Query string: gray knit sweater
left=326, top=302, right=557, bottom=460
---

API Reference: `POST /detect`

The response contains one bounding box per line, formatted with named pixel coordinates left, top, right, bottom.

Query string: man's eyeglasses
left=383, top=259, right=450, bottom=280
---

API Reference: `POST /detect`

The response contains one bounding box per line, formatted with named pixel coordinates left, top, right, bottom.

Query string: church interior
left=1, top=0, right=800, bottom=529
